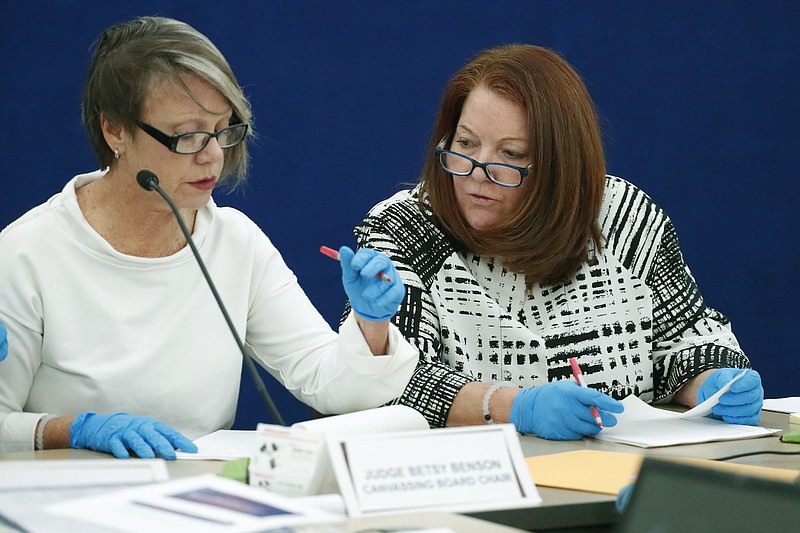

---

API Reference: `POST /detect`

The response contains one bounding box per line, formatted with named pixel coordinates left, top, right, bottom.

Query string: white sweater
left=0, top=171, right=417, bottom=452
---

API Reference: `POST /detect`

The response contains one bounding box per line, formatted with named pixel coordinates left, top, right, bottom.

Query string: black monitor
left=615, top=457, right=800, bottom=533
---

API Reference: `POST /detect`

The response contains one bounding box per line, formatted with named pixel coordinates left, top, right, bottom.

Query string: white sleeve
left=243, top=235, right=416, bottom=415
left=0, top=310, right=48, bottom=453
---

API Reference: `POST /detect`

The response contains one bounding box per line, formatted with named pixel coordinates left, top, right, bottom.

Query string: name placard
left=249, top=406, right=431, bottom=497
left=326, top=423, right=541, bottom=516
left=249, top=424, right=334, bottom=497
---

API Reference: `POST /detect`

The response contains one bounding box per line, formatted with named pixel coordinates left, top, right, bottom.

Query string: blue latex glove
left=0, top=320, right=7, bottom=361
left=615, top=482, right=635, bottom=514
left=70, top=412, right=197, bottom=459
left=697, top=368, right=763, bottom=425
left=339, top=246, right=405, bottom=322
left=510, top=381, right=624, bottom=440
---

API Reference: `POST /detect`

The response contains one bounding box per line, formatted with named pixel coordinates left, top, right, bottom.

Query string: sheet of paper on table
left=0, top=460, right=169, bottom=533
left=177, top=430, right=258, bottom=461
left=594, top=371, right=779, bottom=447
left=178, top=405, right=431, bottom=462
left=763, top=397, right=800, bottom=414
left=45, top=473, right=341, bottom=533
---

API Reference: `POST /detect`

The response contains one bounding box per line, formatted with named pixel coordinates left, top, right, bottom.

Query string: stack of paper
left=594, top=396, right=779, bottom=447
left=594, top=372, right=779, bottom=447
left=762, top=397, right=800, bottom=413
left=763, top=397, right=800, bottom=424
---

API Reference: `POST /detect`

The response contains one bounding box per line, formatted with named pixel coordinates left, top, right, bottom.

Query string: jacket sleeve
left=349, top=192, right=475, bottom=427
left=646, top=218, right=750, bottom=402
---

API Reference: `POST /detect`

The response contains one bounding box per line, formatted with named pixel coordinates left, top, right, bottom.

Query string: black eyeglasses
left=435, top=138, right=531, bottom=188
left=137, top=121, right=249, bottom=155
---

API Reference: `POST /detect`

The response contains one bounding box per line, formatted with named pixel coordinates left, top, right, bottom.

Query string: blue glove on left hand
left=0, top=320, right=7, bottom=361
left=339, top=246, right=405, bottom=322
left=70, top=412, right=198, bottom=459
left=697, top=368, right=763, bottom=425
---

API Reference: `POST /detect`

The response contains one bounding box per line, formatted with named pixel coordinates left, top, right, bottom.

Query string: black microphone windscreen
left=136, top=170, right=159, bottom=191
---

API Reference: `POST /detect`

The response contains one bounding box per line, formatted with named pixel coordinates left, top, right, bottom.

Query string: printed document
left=594, top=371, right=779, bottom=447
left=45, top=474, right=339, bottom=533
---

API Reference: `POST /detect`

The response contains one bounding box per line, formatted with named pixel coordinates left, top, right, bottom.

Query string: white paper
left=177, top=430, right=257, bottom=461
left=679, top=368, right=747, bottom=418
left=595, top=371, right=778, bottom=448
left=0, top=460, right=168, bottom=532
left=45, top=474, right=340, bottom=533
left=763, top=397, right=800, bottom=414
left=0, top=486, right=127, bottom=533
left=292, top=405, right=430, bottom=435
left=0, top=459, right=168, bottom=489
left=596, top=409, right=777, bottom=447
left=177, top=406, right=429, bottom=462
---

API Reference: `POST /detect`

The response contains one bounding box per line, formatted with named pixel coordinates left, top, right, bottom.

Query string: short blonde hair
left=82, top=16, right=252, bottom=187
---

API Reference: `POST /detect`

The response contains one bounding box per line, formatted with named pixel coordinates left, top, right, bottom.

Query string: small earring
left=114, top=149, right=120, bottom=160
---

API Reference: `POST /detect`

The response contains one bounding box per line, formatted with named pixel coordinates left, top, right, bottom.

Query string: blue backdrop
left=1, top=1, right=798, bottom=427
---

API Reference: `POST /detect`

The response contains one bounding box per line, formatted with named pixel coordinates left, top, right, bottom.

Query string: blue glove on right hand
left=339, top=246, right=405, bottom=322
left=615, top=482, right=635, bottom=514
left=0, top=320, right=7, bottom=361
left=697, top=368, right=763, bottom=425
left=510, top=381, right=624, bottom=440
left=70, top=412, right=197, bottom=459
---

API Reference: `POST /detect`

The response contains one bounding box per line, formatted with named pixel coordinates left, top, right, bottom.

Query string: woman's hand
left=70, top=412, right=197, bottom=459
left=510, top=382, right=624, bottom=440
left=696, top=368, right=763, bottom=425
left=339, top=246, right=404, bottom=322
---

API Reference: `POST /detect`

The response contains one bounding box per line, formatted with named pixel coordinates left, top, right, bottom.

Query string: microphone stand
left=138, top=171, right=286, bottom=426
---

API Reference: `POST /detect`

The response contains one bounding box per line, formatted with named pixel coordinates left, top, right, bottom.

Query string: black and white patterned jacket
left=351, top=176, right=750, bottom=427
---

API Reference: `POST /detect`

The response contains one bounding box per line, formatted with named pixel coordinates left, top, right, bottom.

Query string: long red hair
left=419, top=44, right=606, bottom=289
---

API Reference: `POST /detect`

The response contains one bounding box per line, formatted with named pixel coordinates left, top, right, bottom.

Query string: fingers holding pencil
left=568, top=357, right=624, bottom=431
left=330, top=245, right=405, bottom=322
left=569, top=358, right=604, bottom=428
left=320, top=246, right=392, bottom=282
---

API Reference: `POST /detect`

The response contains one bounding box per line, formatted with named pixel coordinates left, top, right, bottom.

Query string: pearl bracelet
left=481, top=382, right=517, bottom=424
left=35, top=415, right=56, bottom=451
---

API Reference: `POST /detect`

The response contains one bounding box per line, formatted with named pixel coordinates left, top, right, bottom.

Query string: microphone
left=136, top=170, right=286, bottom=426
left=136, top=170, right=159, bottom=191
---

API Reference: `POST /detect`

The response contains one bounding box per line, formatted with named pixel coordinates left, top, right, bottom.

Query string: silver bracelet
left=481, top=382, right=516, bottom=424
left=35, top=415, right=56, bottom=451
left=515, top=388, right=532, bottom=434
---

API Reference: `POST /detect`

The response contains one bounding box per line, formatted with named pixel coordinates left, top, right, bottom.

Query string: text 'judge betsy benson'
left=361, top=459, right=511, bottom=494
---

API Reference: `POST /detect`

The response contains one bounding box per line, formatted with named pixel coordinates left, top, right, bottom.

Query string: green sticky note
left=780, top=428, right=800, bottom=444
left=219, top=457, right=250, bottom=483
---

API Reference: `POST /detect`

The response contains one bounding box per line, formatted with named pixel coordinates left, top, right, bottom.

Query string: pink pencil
left=568, top=357, right=603, bottom=428
left=320, top=245, right=393, bottom=283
